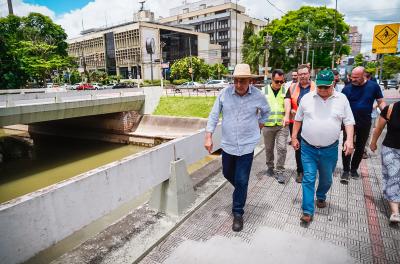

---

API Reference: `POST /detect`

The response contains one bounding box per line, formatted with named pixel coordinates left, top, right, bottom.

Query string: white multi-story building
left=158, top=0, right=266, bottom=67
left=67, top=8, right=221, bottom=80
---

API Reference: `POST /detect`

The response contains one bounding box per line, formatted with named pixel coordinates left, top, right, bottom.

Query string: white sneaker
left=389, top=214, right=400, bottom=223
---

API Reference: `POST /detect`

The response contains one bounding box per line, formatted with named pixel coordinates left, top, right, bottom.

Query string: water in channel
left=0, top=128, right=147, bottom=204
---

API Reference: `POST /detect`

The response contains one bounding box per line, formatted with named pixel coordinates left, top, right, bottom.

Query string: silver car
left=175, top=81, right=203, bottom=92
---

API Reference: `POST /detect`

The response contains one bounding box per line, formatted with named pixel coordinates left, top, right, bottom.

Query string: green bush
left=172, top=79, right=189, bottom=85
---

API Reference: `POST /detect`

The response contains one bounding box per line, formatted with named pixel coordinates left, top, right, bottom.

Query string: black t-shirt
left=342, top=80, right=383, bottom=127
left=380, top=102, right=400, bottom=149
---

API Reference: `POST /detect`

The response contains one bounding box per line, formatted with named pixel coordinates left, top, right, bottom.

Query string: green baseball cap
left=316, top=70, right=334, bottom=86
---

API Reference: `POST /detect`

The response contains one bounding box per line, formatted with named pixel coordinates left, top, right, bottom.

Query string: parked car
left=175, top=81, right=203, bottom=92
left=77, top=83, right=94, bottom=90
left=204, top=80, right=229, bottom=90
left=92, top=82, right=105, bottom=90
left=387, top=79, right=399, bottom=89
left=112, top=83, right=135, bottom=89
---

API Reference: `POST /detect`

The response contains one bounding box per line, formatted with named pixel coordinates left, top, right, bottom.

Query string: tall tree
left=261, top=6, right=350, bottom=71
left=242, top=21, right=255, bottom=62
left=170, top=57, right=211, bottom=81
left=0, top=13, right=70, bottom=89
left=242, top=34, right=265, bottom=74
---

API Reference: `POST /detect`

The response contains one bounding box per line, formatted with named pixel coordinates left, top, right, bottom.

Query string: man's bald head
left=351, top=66, right=366, bottom=86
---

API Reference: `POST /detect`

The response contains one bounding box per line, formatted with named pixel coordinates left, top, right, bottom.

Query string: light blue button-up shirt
left=206, top=85, right=270, bottom=156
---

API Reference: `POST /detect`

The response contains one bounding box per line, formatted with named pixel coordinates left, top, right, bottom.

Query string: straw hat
left=233, top=64, right=253, bottom=78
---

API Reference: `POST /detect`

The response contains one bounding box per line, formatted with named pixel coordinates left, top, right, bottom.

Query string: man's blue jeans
left=301, top=140, right=338, bottom=216
left=222, top=150, right=254, bottom=216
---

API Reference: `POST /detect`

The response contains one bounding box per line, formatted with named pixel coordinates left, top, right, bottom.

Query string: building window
left=218, top=31, right=228, bottom=40
left=189, top=17, right=193, bottom=20
left=209, top=33, right=214, bottom=41
left=183, top=8, right=189, bottom=14
left=215, top=9, right=226, bottom=15
left=200, top=4, right=206, bottom=9
left=218, top=20, right=229, bottom=29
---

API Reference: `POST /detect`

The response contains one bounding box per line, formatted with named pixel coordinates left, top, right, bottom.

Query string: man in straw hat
left=205, top=64, right=270, bottom=232
left=291, top=70, right=355, bottom=224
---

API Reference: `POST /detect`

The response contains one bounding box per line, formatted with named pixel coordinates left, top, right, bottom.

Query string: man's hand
left=259, top=123, right=264, bottom=129
left=290, top=109, right=297, bottom=116
left=204, top=133, right=213, bottom=154
left=291, top=137, right=300, bottom=150
left=283, top=116, right=290, bottom=127
left=343, top=140, right=354, bottom=156
left=370, top=142, right=377, bottom=152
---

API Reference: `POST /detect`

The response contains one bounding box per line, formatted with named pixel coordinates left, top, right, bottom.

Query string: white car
left=204, top=80, right=229, bottom=90
left=92, top=83, right=104, bottom=90
left=175, top=82, right=203, bottom=92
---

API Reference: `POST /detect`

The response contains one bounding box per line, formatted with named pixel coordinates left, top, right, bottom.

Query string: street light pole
left=331, top=0, right=338, bottom=69
left=7, top=0, right=13, bottom=15
left=235, top=0, right=238, bottom=65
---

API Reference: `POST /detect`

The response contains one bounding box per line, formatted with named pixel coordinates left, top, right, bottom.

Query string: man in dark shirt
left=340, top=66, right=386, bottom=183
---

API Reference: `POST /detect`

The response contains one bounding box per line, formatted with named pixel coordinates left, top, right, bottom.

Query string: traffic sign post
left=372, top=23, right=400, bottom=54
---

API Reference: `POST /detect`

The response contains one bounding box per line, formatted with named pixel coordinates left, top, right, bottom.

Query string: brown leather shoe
left=296, top=172, right=303, bottom=183
left=300, top=214, right=313, bottom=223
left=316, top=200, right=327, bottom=208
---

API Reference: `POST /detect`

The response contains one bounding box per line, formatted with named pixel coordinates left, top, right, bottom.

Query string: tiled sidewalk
left=140, top=143, right=400, bottom=264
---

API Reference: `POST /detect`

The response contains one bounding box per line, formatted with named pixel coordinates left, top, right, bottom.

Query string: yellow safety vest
left=263, top=85, right=286, bottom=126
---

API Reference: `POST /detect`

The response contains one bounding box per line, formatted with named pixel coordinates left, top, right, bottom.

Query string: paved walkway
left=139, top=133, right=400, bottom=264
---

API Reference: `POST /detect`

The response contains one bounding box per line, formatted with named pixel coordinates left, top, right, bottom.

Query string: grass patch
left=153, top=96, right=217, bottom=118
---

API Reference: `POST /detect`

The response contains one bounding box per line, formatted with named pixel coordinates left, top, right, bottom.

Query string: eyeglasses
left=317, top=86, right=331, bottom=89
left=273, top=80, right=284, bottom=84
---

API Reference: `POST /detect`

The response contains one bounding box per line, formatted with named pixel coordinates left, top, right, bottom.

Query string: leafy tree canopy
left=0, top=13, right=70, bottom=89
left=257, top=6, right=350, bottom=71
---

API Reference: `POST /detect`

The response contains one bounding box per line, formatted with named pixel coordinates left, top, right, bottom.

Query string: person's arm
left=283, top=98, right=291, bottom=127
left=291, top=121, right=302, bottom=150
left=283, top=89, right=291, bottom=127
left=342, top=97, right=355, bottom=156
left=343, top=125, right=354, bottom=156
left=376, top=98, right=386, bottom=111
left=204, top=93, right=222, bottom=153
left=370, top=105, right=389, bottom=152
left=291, top=102, right=304, bottom=150
left=258, top=93, right=270, bottom=129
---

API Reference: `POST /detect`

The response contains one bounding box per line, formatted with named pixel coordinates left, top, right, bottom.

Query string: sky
left=1, top=0, right=399, bottom=53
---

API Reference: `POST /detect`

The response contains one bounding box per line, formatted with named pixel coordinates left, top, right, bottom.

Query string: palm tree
left=242, top=34, right=265, bottom=74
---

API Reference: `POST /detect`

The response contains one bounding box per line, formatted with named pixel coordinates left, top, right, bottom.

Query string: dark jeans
left=222, top=150, right=254, bottom=216
left=289, top=123, right=303, bottom=173
left=342, top=123, right=371, bottom=172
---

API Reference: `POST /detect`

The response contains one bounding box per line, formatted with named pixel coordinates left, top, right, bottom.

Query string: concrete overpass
left=0, top=89, right=145, bottom=127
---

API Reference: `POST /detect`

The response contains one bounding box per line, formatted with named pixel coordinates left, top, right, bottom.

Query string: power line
left=265, top=0, right=286, bottom=15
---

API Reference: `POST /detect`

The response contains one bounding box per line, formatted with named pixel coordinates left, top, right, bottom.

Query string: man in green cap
left=291, top=70, right=355, bottom=224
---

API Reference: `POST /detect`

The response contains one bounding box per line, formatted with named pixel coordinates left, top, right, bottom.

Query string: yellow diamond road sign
left=372, top=23, right=400, bottom=54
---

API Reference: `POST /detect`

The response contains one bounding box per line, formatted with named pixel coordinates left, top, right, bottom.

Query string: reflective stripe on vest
left=263, top=85, right=286, bottom=126
left=289, top=81, right=316, bottom=122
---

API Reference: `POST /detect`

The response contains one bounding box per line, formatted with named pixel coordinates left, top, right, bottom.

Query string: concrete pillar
left=116, top=67, right=120, bottom=77
left=149, top=158, right=195, bottom=216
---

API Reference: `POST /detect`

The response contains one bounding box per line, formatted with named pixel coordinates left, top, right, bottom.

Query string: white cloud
left=4, top=0, right=400, bottom=53
left=0, top=0, right=55, bottom=18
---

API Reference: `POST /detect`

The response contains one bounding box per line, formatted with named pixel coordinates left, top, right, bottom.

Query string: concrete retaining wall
left=133, top=115, right=208, bottom=139
left=0, top=124, right=221, bottom=264
left=142, top=86, right=163, bottom=114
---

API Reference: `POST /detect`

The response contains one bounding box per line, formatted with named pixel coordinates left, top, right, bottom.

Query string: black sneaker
left=340, top=171, right=350, bottom=184
left=266, top=167, right=274, bottom=177
left=351, top=170, right=360, bottom=179
left=232, top=215, right=243, bottom=232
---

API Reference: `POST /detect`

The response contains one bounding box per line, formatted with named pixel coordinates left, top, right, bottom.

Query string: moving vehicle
left=204, top=80, right=229, bottom=90
left=175, top=81, right=203, bottom=92
left=387, top=79, right=399, bottom=89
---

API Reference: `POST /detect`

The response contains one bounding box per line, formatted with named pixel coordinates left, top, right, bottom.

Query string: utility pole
left=189, top=37, right=194, bottom=82
left=7, top=0, right=13, bottom=15
left=311, top=50, right=315, bottom=78
left=264, top=18, right=271, bottom=83
left=306, top=24, right=310, bottom=63
left=235, top=0, right=238, bottom=66
left=331, top=0, right=338, bottom=69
